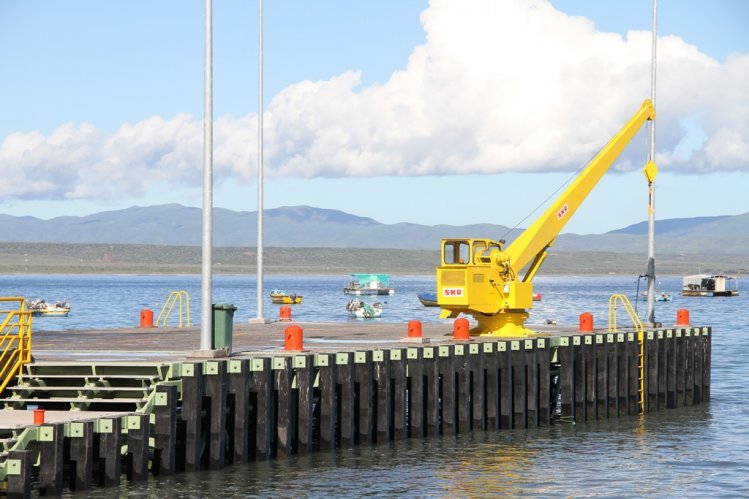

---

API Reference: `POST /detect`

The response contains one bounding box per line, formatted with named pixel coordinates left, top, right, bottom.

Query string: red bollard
left=33, top=408, right=45, bottom=425
left=676, top=309, right=690, bottom=326
left=579, top=312, right=594, bottom=333
left=140, top=309, right=154, bottom=328
left=453, top=318, right=470, bottom=341
left=285, top=325, right=304, bottom=351
left=279, top=305, right=292, bottom=322
left=407, top=320, right=422, bottom=338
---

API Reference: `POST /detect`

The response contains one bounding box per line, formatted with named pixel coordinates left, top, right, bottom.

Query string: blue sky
left=1, top=0, right=747, bottom=234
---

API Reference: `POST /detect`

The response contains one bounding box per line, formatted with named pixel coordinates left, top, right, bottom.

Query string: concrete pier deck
left=30, top=320, right=581, bottom=362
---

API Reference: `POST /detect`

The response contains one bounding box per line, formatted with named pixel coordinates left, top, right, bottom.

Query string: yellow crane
left=436, top=99, right=657, bottom=337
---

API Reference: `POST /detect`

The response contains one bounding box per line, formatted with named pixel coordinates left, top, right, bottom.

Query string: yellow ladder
left=0, top=297, right=33, bottom=394
left=608, top=294, right=645, bottom=414
left=156, top=290, right=191, bottom=328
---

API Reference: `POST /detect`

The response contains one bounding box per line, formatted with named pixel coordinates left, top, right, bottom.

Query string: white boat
left=345, top=298, right=383, bottom=318
left=27, top=298, right=71, bottom=317
left=681, top=274, right=739, bottom=297
left=344, top=274, right=395, bottom=295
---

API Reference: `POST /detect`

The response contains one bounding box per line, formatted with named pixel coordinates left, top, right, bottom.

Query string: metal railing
left=156, top=290, right=191, bottom=328
left=0, top=297, right=33, bottom=394
left=608, top=293, right=645, bottom=414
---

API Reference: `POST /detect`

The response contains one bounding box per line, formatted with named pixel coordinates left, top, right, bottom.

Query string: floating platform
left=0, top=321, right=711, bottom=496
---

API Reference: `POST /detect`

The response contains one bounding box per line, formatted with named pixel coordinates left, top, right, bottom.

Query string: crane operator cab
left=437, top=238, right=536, bottom=336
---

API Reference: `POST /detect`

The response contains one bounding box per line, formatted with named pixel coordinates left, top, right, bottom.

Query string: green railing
left=0, top=297, right=33, bottom=394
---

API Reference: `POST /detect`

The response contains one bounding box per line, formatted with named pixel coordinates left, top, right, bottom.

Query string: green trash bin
left=212, top=304, right=237, bottom=352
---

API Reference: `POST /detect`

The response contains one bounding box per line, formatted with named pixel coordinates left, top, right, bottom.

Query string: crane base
left=472, top=312, right=537, bottom=337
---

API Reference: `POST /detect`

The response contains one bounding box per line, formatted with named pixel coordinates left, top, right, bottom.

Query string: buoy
left=676, top=309, right=690, bottom=326
left=579, top=312, right=594, bottom=333
left=284, top=325, right=303, bottom=351
left=279, top=305, right=292, bottom=322
left=140, top=309, right=154, bottom=328
left=407, top=320, right=422, bottom=338
left=33, top=408, right=45, bottom=425
left=453, top=317, right=470, bottom=341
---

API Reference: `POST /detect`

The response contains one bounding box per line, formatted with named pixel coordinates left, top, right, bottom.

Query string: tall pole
left=251, top=0, right=269, bottom=323
left=200, top=0, right=214, bottom=349
left=645, top=0, right=658, bottom=326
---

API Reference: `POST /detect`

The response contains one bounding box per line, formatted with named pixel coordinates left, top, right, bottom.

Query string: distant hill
left=1, top=204, right=748, bottom=255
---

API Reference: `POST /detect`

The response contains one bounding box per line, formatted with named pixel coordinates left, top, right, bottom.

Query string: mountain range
left=1, top=204, right=748, bottom=255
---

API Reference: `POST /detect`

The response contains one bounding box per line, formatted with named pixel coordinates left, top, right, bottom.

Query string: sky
left=1, top=0, right=748, bottom=234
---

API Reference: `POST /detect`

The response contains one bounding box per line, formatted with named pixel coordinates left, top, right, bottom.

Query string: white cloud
left=1, top=0, right=747, bottom=202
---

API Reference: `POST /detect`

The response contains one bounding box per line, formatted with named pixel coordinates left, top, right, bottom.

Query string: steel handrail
left=156, top=290, right=191, bottom=328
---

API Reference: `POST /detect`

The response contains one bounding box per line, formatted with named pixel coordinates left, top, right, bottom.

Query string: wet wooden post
left=438, top=345, right=457, bottom=435
left=95, top=417, right=122, bottom=486
left=407, top=347, right=425, bottom=439
left=374, top=350, right=393, bottom=442
left=656, top=330, right=667, bottom=411
left=674, top=329, right=686, bottom=407
left=536, top=338, right=551, bottom=427
left=153, top=384, right=177, bottom=475
left=628, top=333, right=641, bottom=416
left=318, top=353, right=338, bottom=450
left=685, top=328, right=695, bottom=405
left=606, top=334, right=618, bottom=418
left=7, top=450, right=33, bottom=498
left=572, top=335, right=585, bottom=422
left=275, top=356, right=296, bottom=458
left=126, top=414, right=149, bottom=482
left=295, top=354, right=316, bottom=454
left=584, top=335, right=597, bottom=420
left=205, top=360, right=228, bottom=469
left=484, top=341, right=500, bottom=430
left=228, top=358, right=250, bottom=463
left=594, top=334, right=607, bottom=419
left=511, top=340, right=527, bottom=428
left=499, top=340, right=513, bottom=429
left=666, top=330, right=677, bottom=408
left=557, top=337, right=573, bottom=420
left=392, top=349, right=408, bottom=440
left=646, top=331, right=659, bottom=412
left=354, top=351, right=374, bottom=445
left=423, top=347, right=441, bottom=435
left=251, top=357, right=274, bottom=460
left=181, top=362, right=204, bottom=471
left=470, top=343, right=486, bottom=431
left=693, top=329, right=705, bottom=404
left=37, top=423, right=64, bottom=495
left=456, top=344, right=472, bottom=433
left=615, top=333, right=629, bottom=417
left=69, top=421, right=94, bottom=491
left=337, top=352, right=356, bottom=448
left=702, top=328, right=712, bottom=401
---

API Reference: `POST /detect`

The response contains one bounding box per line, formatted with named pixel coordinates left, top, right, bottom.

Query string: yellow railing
left=608, top=293, right=645, bottom=414
left=156, top=290, right=191, bottom=328
left=1, top=297, right=33, bottom=394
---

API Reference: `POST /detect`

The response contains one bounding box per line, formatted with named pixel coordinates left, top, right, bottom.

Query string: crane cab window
left=443, top=241, right=470, bottom=265
left=473, top=242, right=487, bottom=263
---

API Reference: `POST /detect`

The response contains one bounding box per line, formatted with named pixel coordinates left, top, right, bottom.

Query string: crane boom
left=436, top=99, right=656, bottom=337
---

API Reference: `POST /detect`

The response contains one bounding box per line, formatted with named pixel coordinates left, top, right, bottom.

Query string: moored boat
left=346, top=298, right=383, bottom=318
left=344, top=274, right=395, bottom=295
left=417, top=292, right=438, bottom=307
left=269, top=290, right=302, bottom=304
left=27, top=298, right=70, bottom=317
left=681, top=274, right=739, bottom=297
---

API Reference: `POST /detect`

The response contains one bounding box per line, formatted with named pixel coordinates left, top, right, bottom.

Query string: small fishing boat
left=269, top=290, right=302, bottom=305
left=346, top=298, right=383, bottom=318
left=417, top=292, right=439, bottom=307
left=532, top=293, right=543, bottom=301
left=27, top=298, right=70, bottom=317
left=641, top=291, right=673, bottom=301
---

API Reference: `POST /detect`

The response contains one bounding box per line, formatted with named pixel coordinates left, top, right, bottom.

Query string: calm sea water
left=2, top=273, right=747, bottom=497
